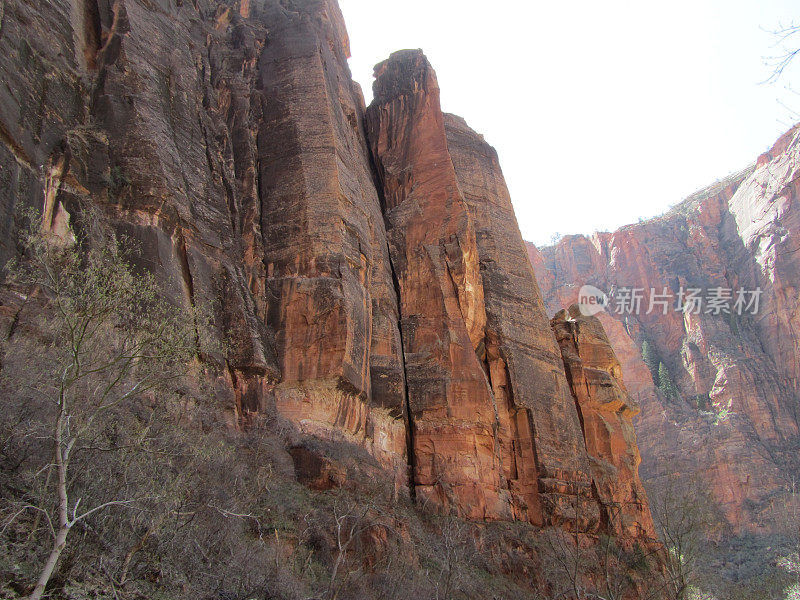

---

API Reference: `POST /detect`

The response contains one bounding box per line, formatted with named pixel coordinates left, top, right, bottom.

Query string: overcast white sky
left=338, top=0, right=800, bottom=245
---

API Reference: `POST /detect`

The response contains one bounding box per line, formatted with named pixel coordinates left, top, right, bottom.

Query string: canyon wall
left=530, top=126, right=800, bottom=532
left=0, top=0, right=655, bottom=543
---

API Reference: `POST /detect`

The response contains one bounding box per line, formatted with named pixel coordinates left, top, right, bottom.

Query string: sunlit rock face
left=551, top=306, right=656, bottom=540
left=530, top=125, right=800, bottom=532
left=365, top=49, right=656, bottom=538
left=444, top=112, right=595, bottom=526
left=0, top=0, right=657, bottom=545
left=367, top=50, right=511, bottom=520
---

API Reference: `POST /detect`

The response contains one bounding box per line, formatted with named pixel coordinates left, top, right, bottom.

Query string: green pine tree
left=658, top=362, right=680, bottom=400
left=641, top=339, right=661, bottom=384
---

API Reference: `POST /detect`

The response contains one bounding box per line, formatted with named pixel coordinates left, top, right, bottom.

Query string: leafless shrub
left=1, top=208, right=200, bottom=598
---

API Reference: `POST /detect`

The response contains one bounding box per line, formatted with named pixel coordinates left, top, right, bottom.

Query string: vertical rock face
left=250, top=0, right=407, bottom=474
left=0, top=0, right=408, bottom=481
left=531, top=125, right=800, bottom=532
left=551, top=306, right=656, bottom=540
left=0, top=0, right=283, bottom=419
left=365, top=49, right=655, bottom=537
left=365, top=50, right=514, bottom=520
left=443, top=113, right=595, bottom=526
left=0, top=0, right=656, bottom=544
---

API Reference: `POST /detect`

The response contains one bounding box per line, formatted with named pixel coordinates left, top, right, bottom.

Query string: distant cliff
left=529, top=125, right=800, bottom=532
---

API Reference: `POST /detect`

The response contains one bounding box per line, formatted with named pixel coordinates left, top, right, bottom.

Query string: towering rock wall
left=365, top=49, right=655, bottom=537
left=530, top=125, right=800, bottom=531
left=0, top=0, right=282, bottom=411
left=0, top=0, right=655, bottom=542
left=366, top=51, right=512, bottom=520
left=249, top=0, right=408, bottom=473
left=0, top=0, right=410, bottom=479
left=444, top=112, right=595, bottom=526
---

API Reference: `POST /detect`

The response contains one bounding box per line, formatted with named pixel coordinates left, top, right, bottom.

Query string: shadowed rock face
left=0, top=0, right=283, bottom=418
left=0, top=0, right=656, bottom=543
left=0, top=0, right=408, bottom=486
left=530, top=125, right=800, bottom=532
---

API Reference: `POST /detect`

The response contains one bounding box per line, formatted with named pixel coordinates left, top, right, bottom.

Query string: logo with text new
left=577, top=285, right=609, bottom=317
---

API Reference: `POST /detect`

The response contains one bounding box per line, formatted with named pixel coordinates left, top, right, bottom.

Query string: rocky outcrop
left=365, top=49, right=655, bottom=537
left=0, top=0, right=656, bottom=546
left=551, top=306, right=655, bottom=540
left=531, top=126, right=800, bottom=532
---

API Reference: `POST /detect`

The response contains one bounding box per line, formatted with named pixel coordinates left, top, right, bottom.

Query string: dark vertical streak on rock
left=387, top=241, right=416, bottom=500
left=175, top=232, right=204, bottom=360
left=82, top=0, right=102, bottom=71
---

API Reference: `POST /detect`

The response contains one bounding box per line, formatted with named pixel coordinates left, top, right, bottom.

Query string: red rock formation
left=0, top=0, right=410, bottom=486
left=365, top=50, right=514, bottom=520
left=444, top=113, right=597, bottom=527
left=0, top=0, right=657, bottom=550
left=365, top=50, right=655, bottom=539
left=551, top=306, right=656, bottom=540
left=531, top=126, right=800, bottom=532
left=251, top=0, right=408, bottom=480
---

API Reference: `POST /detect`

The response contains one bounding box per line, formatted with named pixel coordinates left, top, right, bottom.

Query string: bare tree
left=764, top=22, right=800, bottom=84
left=537, top=490, right=598, bottom=600
left=536, top=492, right=669, bottom=600
left=295, top=494, right=396, bottom=600
left=648, top=475, right=721, bottom=600
left=595, top=507, right=632, bottom=600
left=770, top=477, right=800, bottom=599
left=327, top=500, right=379, bottom=600
left=432, top=516, right=478, bottom=600
left=3, top=209, right=199, bottom=600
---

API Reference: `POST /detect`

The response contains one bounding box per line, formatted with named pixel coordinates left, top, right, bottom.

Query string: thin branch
left=1, top=504, right=55, bottom=540
left=71, top=498, right=139, bottom=526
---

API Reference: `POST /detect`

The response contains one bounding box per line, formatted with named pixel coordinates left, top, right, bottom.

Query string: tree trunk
left=28, top=525, right=69, bottom=600
left=118, top=527, right=152, bottom=586
left=29, top=406, right=71, bottom=600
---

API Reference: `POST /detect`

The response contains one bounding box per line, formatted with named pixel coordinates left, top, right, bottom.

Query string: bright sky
left=339, top=0, right=800, bottom=245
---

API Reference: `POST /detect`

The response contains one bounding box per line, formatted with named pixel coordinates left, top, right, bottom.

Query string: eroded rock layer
left=551, top=306, right=656, bottom=540
left=530, top=126, right=800, bottom=532
left=0, top=0, right=655, bottom=543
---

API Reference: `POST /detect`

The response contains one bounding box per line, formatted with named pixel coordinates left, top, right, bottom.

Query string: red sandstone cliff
left=551, top=306, right=655, bottom=540
left=0, top=0, right=656, bottom=552
left=364, top=49, right=655, bottom=537
left=529, top=126, right=800, bottom=532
